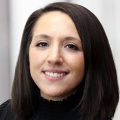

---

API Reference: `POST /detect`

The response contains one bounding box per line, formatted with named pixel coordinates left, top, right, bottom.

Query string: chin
left=41, top=90, right=67, bottom=101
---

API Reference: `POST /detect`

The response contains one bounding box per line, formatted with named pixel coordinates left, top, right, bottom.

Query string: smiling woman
left=29, top=11, right=84, bottom=101
left=0, top=2, right=119, bottom=120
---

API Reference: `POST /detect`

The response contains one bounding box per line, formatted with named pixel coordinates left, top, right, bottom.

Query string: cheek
left=29, top=50, right=41, bottom=68
left=75, top=55, right=84, bottom=69
left=67, top=53, right=85, bottom=72
left=29, top=51, right=42, bottom=81
left=72, top=55, right=85, bottom=83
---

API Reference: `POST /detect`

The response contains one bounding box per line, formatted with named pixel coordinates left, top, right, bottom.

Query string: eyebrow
left=65, top=36, right=80, bottom=41
left=35, top=34, right=51, bottom=39
left=34, top=34, right=80, bottom=41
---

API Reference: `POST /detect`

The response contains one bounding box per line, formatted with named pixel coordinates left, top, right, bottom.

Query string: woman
left=0, top=2, right=119, bottom=120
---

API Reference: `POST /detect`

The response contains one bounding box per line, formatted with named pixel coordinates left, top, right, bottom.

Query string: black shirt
left=0, top=89, right=112, bottom=120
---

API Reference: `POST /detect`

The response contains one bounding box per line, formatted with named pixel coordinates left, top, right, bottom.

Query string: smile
left=45, top=72, right=67, bottom=77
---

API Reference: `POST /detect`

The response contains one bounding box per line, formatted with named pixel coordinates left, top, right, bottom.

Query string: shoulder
left=0, top=100, right=36, bottom=120
left=105, top=117, right=112, bottom=120
left=0, top=100, right=10, bottom=116
left=0, top=100, right=18, bottom=120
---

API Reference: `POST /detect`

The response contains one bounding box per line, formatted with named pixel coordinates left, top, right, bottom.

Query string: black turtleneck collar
left=35, top=87, right=83, bottom=120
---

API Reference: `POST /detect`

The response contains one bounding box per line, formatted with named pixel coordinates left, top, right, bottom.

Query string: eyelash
left=36, top=42, right=48, bottom=47
left=65, top=44, right=79, bottom=51
left=36, top=42, right=79, bottom=51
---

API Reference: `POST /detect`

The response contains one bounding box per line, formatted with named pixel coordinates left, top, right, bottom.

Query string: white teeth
left=45, top=72, right=66, bottom=77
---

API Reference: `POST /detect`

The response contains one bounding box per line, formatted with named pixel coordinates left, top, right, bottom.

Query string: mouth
left=42, top=70, right=69, bottom=78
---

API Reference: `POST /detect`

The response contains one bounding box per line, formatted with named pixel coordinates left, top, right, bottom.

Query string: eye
left=36, top=42, right=48, bottom=47
left=65, top=44, right=79, bottom=50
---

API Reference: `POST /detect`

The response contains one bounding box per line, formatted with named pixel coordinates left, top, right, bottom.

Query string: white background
left=0, top=0, right=120, bottom=119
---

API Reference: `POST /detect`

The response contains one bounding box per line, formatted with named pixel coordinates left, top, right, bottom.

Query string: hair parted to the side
left=11, top=2, right=119, bottom=120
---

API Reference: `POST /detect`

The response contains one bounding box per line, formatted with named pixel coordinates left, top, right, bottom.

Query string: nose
left=47, top=46, right=63, bottom=65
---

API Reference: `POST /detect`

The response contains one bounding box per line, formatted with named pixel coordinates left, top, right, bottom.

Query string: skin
left=29, top=11, right=85, bottom=101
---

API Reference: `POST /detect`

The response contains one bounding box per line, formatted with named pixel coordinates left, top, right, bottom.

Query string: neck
left=40, top=87, right=78, bottom=101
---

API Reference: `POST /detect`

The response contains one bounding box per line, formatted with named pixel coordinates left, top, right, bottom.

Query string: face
left=29, top=11, right=85, bottom=101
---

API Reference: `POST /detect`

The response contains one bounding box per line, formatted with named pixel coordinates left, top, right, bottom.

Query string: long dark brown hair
left=11, top=2, right=119, bottom=120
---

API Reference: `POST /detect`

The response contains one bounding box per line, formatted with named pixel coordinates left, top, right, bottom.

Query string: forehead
left=39, top=10, right=71, bottom=21
left=32, top=11, right=78, bottom=37
left=33, top=11, right=74, bottom=29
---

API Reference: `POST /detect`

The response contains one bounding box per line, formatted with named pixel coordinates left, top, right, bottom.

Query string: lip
left=43, top=69, right=69, bottom=73
left=42, top=69, right=69, bottom=82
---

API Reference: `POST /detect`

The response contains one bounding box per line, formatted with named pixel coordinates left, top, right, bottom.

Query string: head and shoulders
left=0, top=2, right=119, bottom=120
